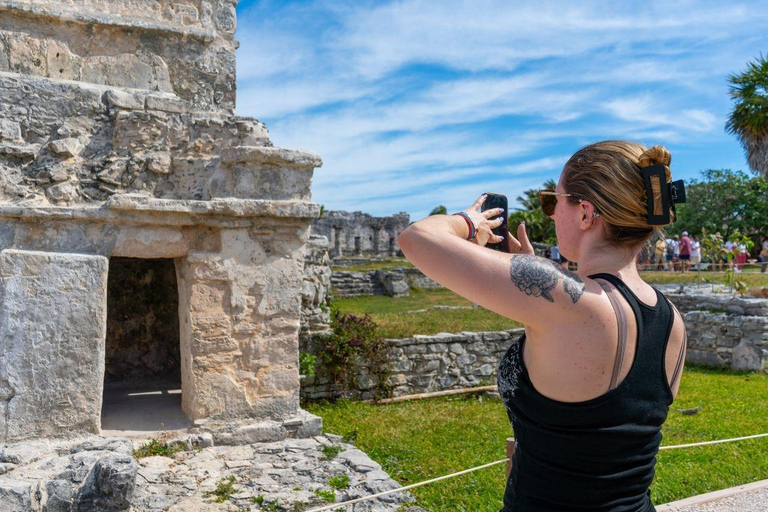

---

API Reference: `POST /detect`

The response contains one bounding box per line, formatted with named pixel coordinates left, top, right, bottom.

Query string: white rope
left=306, top=458, right=508, bottom=512
left=659, top=432, right=768, bottom=450
left=305, top=432, right=768, bottom=512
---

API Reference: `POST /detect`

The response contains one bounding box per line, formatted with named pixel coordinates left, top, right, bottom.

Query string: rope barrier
left=658, top=432, right=768, bottom=450
left=305, top=432, right=768, bottom=512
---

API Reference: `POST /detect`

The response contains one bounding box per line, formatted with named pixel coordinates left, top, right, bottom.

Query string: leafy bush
left=317, top=308, right=392, bottom=400
left=300, top=352, right=317, bottom=377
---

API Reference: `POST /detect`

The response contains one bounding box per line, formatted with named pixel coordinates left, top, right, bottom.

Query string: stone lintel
left=222, top=147, right=323, bottom=169
left=1, top=70, right=192, bottom=112
left=0, top=196, right=321, bottom=224
left=0, top=1, right=217, bottom=42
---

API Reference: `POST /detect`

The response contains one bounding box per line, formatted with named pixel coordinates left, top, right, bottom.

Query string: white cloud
left=234, top=0, right=766, bottom=218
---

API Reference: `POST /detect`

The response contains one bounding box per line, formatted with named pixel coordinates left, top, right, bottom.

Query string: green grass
left=132, top=438, right=183, bottom=459
left=640, top=270, right=768, bottom=287
left=334, top=288, right=521, bottom=338
left=204, top=476, right=238, bottom=503
left=306, top=365, right=768, bottom=511
left=333, top=258, right=415, bottom=272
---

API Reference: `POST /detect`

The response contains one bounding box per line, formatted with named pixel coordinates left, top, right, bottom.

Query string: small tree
left=726, top=54, right=768, bottom=178
left=429, top=205, right=447, bottom=216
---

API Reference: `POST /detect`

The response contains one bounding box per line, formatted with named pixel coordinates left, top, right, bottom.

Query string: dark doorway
left=101, top=257, right=189, bottom=433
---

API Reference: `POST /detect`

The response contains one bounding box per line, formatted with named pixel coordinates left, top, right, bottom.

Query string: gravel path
left=659, top=482, right=768, bottom=511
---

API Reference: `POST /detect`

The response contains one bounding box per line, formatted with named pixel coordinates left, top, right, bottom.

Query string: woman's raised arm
left=398, top=195, right=596, bottom=328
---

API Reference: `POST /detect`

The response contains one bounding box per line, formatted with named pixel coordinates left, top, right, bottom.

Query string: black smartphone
left=481, top=192, right=509, bottom=252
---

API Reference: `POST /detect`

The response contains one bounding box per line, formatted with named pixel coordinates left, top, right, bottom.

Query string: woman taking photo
left=398, top=141, right=688, bottom=512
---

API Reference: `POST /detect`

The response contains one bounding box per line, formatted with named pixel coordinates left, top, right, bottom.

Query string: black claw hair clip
left=642, top=164, right=686, bottom=225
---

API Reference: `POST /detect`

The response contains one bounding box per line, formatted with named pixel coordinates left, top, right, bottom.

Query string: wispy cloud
left=235, top=0, right=767, bottom=217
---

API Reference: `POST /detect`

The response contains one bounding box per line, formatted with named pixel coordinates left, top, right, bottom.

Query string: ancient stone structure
left=0, top=0, right=323, bottom=443
left=331, top=267, right=441, bottom=298
left=300, top=234, right=332, bottom=346
left=311, top=210, right=410, bottom=259
left=664, top=288, right=768, bottom=371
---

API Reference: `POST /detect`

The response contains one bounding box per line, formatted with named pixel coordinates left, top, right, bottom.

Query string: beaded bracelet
left=452, top=212, right=476, bottom=240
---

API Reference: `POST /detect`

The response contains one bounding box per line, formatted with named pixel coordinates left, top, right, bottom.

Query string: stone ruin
left=311, top=210, right=410, bottom=260
left=0, top=0, right=324, bottom=444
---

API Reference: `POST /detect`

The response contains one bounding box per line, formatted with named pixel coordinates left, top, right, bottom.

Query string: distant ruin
left=0, top=0, right=322, bottom=443
left=311, top=210, right=410, bottom=260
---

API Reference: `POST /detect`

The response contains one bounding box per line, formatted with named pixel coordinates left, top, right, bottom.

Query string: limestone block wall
left=311, top=210, right=410, bottom=259
left=0, top=73, right=274, bottom=207
left=0, top=0, right=238, bottom=111
left=682, top=311, right=768, bottom=371
left=665, top=291, right=768, bottom=371
left=0, top=250, right=108, bottom=442
left=331, top=267, right=441, bottom=298
left=300, top=234, right=332, bottom=347
left=301, top=330, right=521, bottom=401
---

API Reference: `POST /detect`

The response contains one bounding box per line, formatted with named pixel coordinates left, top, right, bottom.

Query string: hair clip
left=642, top=164, right=686, bottom=225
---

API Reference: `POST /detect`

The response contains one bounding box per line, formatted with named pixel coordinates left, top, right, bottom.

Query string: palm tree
left=726, top=54, right=768, bottom=178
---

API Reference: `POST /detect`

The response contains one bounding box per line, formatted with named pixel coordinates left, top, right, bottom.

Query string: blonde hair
left=562, top=140, right=674, bottom=249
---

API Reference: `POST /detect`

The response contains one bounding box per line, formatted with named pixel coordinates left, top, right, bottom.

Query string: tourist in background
left=665, top=236, right=675, bottom=271
left=678, top=231, right=692, bottom=273
left=725, top=238, right=736, bottom=271
left=550, top=244, right=561, bottom=264
left=672, top=235, right=681, bottom=272
left=654, top=237, right=666, bottom=270
left=690, top=235, right=702, bottom=271
left=735, top=243, right=747, bottom=273
left=760, top=235, right=768, bottom=273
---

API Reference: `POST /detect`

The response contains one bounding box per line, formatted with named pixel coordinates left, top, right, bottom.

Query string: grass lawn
left=333, top=258, right=415, bottom=272
left=640, top=270, right=768, bottom=288
left=334, top=288, right=521, bottom=339
left=306, top=365, right=768, bottom=511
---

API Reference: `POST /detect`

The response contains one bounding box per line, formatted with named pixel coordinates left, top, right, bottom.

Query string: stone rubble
left=0, top=435, right=426, bottom=512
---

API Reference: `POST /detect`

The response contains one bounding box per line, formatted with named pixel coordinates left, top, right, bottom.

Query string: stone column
left=333, top=227, right=344, bottom=258
left=0, top=250, right=108, bottom=442
left=372, top=225, right=381, bottom=254
left=177, top=220, right=308, bottom=423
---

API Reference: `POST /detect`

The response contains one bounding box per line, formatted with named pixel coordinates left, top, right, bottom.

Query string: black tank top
left=497, top=273, right=677, bottom=512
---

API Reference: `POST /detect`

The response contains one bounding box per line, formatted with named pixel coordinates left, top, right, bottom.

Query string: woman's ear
left=579, top=202, right=599, bottom=230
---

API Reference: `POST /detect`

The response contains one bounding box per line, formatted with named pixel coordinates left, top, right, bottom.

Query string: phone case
left=481, top=193, right=509, bottom=252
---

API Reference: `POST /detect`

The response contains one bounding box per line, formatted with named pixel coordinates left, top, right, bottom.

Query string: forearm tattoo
left=509, top=254, right=585, bottom=303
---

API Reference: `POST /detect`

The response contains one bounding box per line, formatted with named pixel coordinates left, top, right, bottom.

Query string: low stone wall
left=665, top=289, right=768, bottom=371
left=331, top=267, right=441, bottom=298
left=301, top=329, right=522, bottom=401
left=682, top=311, right=768, bottom=370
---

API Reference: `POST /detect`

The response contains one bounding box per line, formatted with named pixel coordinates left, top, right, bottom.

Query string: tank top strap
left=588, top=273, right=674, bottom=394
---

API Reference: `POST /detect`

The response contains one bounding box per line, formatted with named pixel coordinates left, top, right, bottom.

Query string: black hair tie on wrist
left=641, top=164, right=686, bottom=225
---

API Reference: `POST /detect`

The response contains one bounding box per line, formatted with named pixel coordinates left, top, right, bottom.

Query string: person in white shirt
left=690, top=236, right=701, bottom=269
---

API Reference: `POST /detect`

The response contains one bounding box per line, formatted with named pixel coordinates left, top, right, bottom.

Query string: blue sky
left=234, top=0, right=768, bottom=220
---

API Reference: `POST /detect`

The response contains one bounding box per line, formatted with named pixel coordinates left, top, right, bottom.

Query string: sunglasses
left=539, top=189, right=580, bottom=216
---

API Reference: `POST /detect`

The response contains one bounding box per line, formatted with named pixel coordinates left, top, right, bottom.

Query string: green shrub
left=300, top=352, right=317, bottom=377
left=317, top=309, right=392, bottom=400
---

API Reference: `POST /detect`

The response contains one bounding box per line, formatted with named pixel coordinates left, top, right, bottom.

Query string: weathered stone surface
left=74, top=453, right=138, bottom=510
left=0, top=250, right=108, bottom=442
left=0, top=0, right=323, bottom=442
left=0, top=477, right=32, bottom=511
